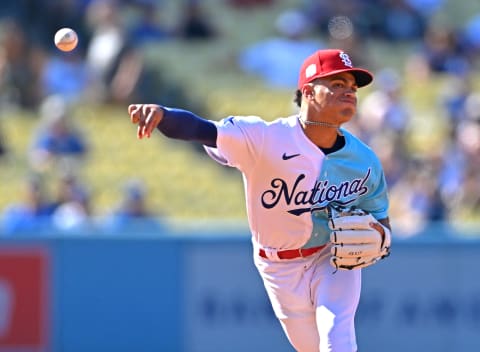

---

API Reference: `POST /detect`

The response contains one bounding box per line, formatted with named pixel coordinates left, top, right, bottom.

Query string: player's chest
left=257, top=145, right=372, bottom=182
left=254, top=148, right=376, bottom=207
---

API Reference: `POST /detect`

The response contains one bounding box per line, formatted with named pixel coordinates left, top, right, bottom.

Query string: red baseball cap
left=298, top=49, right=373, bottom=89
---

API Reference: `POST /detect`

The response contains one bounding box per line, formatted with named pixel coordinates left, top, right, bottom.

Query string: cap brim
left=315, top=68, right=374, bottom=88
left=349, top=69, right=374, bottom=87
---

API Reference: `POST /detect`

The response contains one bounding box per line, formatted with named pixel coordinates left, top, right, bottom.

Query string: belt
left=258, top=245, right=326, bottom=260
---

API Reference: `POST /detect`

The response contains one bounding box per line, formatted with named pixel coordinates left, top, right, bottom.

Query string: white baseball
left=54, top=28, right=78, bottom=52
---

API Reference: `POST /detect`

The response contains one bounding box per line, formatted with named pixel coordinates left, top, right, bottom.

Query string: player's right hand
left=128, top=104, right=164, bottom=139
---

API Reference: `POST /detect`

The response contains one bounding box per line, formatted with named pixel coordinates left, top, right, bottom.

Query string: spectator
left=1, top=175, right=56, bottom=235
left=102, top=179, right=165, bottom=234
left=176, top=0, right=219, bottom=40
left=326, top=17, right=374, bottom=74
left=0, top=121, right=7, bottom=159
left=357, top=68, right=411, bottom=142
left=457, top=163, right=480, bottom=220
left=438, top=75, right=475, bottom=137
left=0, top=18, right=45, bottom=110
left=84, top=0, right=146, bottom=104
left=406, top=22, right=471, bottom=79
left=405, top=0, right=445, bottom=18
left=29, top=95, right=89, bottom=175
left=40, top=0, right=90, bottom=50
left=367, top=131, right=409, bottom=189
left=439, top=118, right=480, bottom=219
left=462, top=13, right=480, bottom=54
left=388, top=157, right=447, bottom=235
left=303, top=0, right=387, bottom=40
left=51, top=173, right=92, bottom=232
left=237, top=9, right=323, bottom=89
left=128, top=0, right=173, bottom=46
left=382, top=0, right=427, bottom=41
left=41, top=49, right=91, bottom=103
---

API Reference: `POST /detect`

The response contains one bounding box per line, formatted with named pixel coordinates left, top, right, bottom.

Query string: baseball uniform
left=204, top=114, right=389, bottom=351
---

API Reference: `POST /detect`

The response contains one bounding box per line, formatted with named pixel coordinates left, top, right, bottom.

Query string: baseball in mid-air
left=54, top=28, right=78, bottom=52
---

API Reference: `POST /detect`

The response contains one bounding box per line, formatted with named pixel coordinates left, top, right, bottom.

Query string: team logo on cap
left=339, top=52, right=353, bottom=68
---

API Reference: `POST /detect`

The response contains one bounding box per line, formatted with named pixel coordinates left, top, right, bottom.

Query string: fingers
left=128, top=104, right=142, bottom=124
left=128, top=104, right=138, bottom=115
left=128, top=104, right=163, bottom=139
left=140, top=105, right=153, bottom=138
left=136, top=105, right=148, bottom=139
left=144, top=108, right=159, bottom=138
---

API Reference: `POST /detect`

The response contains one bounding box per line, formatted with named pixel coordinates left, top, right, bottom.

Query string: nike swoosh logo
left=282, top=153, right=301, bottom=160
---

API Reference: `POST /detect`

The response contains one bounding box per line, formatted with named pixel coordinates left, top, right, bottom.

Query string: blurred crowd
left=0, top=0, right=220, bottom=110
left=0, top=0, right=479, bottom=236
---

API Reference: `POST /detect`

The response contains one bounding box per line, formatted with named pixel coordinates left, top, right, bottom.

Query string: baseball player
left=128, top=49, right=391, bottom=352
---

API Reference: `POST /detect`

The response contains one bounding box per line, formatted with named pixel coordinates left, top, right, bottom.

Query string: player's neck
left=298, top=121, right=339, bottom=149
left=297, top=114, right=340, bottom=149
left=306, top=128, right=340, bottom=149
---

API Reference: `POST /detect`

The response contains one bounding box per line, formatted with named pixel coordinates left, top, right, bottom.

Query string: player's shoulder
left=217, top=115, right=264, bottom=126
left=218, top=114, right=296, bottom=127
left=342, top=129, right=382, bottom=163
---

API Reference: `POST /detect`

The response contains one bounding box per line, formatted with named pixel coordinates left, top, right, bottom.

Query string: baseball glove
left=328, top=208, right=391, bottom=270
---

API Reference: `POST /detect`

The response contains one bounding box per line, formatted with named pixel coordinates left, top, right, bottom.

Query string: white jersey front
left=205, top=115, right=389, bottom=251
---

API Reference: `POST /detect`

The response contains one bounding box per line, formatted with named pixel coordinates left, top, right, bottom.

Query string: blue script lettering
left=261, top=169, right=371, bottom=211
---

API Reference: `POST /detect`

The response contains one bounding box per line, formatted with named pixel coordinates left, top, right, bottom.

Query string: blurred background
left=0, top=0, right=480, bottom=351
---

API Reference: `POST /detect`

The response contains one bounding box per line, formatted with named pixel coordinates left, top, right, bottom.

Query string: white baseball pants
left=254, top=245, right=361, bottom=352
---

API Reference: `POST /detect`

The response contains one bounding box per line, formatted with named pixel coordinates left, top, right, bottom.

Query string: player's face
left=310, top=72, right=358, bottom=122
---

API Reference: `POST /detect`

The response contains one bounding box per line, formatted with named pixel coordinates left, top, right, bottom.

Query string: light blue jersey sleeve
left=357, top=168, right=389, bottom=220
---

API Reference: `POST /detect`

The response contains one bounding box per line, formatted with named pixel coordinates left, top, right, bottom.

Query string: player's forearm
left=157, top=107, right=217, bottom=147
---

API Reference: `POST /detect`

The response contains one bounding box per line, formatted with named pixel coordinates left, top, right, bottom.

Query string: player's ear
left=301, top=84, right=315, bottom=100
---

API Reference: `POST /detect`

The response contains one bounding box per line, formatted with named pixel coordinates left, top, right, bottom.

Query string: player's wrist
left=155, top=106, right=166, bottom=125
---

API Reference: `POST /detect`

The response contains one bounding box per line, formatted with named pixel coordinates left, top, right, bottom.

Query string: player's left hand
left=128, top=104, right=164, bottom=139
left=328, top=211, right=391, bottom=270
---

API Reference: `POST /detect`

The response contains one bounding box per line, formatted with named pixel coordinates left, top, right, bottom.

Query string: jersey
left=205, top=115, right=389, bottom=251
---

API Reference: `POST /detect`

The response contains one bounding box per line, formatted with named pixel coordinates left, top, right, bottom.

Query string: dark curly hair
left=294, top=89, right=302, bottom=107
